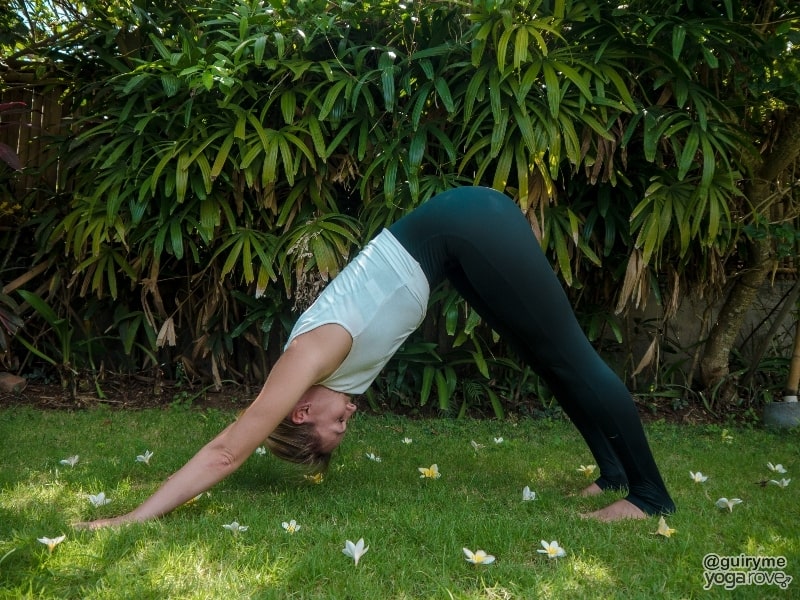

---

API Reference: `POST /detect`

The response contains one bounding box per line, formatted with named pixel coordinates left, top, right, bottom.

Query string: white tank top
left=285, top=229, right=430, bottom=394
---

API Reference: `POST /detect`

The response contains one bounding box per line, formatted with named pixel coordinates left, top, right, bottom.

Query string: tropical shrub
left=2, top=0, right=798, bottom=414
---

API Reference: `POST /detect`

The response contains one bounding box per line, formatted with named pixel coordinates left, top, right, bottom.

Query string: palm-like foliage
left=3, top=0, right=798, bottom=409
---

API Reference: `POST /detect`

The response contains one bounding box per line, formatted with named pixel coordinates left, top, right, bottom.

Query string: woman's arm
left=74, top=324, right=352, bottom=529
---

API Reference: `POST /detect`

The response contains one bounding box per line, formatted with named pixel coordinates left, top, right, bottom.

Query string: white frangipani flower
left=522, top=486, right=537, bottom=501
left=304, top=473, right=324, bottom=484
left=470, top=440, right=484, bottom=451
left=654, top=516, right=676, bottom=538
left=255, top=446, right=267, bottom=456
left=401, top=437, right=412, bottom=444
left=537, top=540, right=566, bottom=558
left=463, top=547, right=495, bottom=565
left=59, top=455, right=79, bottom=468
left=715, top=497, right=743, bottom=512
left=282, top=519, right=300, bottom=533
left=222, top=521, right=248, bottom=534
left=37, top=535, right=66, bottom=552
left=418, top=464, right=441, bottom=479
left=494, top=437, right=504, bottom=444
left=186, top=492, right=209, bottom=505
left=87, top=492, right=111, bottom=507
left=342, top=538, right=369, bottom=566
left=135, top=450, right=154, bottom=464
left=365, top=452, right=382, bottom=462
left=767, top=462, right=787, bottom=474
left=770, top=478, right=791, bottom=488
left=689, top=471, right=708, bottom=483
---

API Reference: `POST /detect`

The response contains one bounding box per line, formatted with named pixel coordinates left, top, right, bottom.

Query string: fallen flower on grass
left=184, top=492, right=209, bottom=505
left=537, top=540, right=566, bottom=559
left=87, top=492, right=111, bottom=507
left=470, top=440, right=484, bottom=451
left=463, top=548, right=495, bottom=565
left=342, top=538, right=369, bottom=566
left=770, top=478, right=791, bottom=488
left=715, top=498, right=743, bottom=512
left=767, top=462, right=787, bottom=474
left=690, top=471, right=708, bottom=483
left=37, top=535, right=66, bottom=553
left=720, top=429, right=733, bottom=444
left=418, top=464, right=441, bottom=479
left=401, top=437, right=412, bottom=444
left=654, top=516, right=676, bottom=538
left=365, top=452, right=382, bottom=462
left=222, top=521, right=248, bottom=534
left=494, top=437, right=504, bottom=444
left=255, top=446, right=267, bottom=456
left=304, top=473, right=324, bottom=484
left=282, top=519, right=300, bottom=534
left=522, top=486, right=537, bottom=501
left=577, top=464, right=596, bottom=477
left=135, top=450, right=153, bottom=465
left=59, top=455, right=79, bottom=468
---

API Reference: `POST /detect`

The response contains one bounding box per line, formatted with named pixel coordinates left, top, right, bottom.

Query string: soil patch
left=0, top=373, right=723, bottom=425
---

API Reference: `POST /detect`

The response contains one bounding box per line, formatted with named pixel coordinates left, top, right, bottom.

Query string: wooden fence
left=0, top=70, right=69, bottom=205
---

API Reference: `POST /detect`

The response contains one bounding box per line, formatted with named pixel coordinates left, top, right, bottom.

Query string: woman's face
left=303, top=387, right=358, bottom=453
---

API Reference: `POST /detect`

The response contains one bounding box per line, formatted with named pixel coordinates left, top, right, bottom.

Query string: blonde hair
left=266, top=417, right=332, bottom=471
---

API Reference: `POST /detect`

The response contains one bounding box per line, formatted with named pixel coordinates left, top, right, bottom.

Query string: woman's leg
left=391, top=187, right=674, bottom=515
left=445, top=262, right=629, bottom=494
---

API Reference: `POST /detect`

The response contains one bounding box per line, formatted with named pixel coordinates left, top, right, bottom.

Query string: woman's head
left=266, top=386, right=357, bottom=470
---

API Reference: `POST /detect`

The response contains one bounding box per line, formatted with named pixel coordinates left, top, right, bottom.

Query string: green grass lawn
left=0, top=405, right=797, bottom=599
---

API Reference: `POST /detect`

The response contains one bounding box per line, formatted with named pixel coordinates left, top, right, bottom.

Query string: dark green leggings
left=389, top=186, right=675, bottom=515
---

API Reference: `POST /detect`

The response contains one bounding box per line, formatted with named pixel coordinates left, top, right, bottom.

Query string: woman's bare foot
left=580, top=482, right=604, bottom=497
left=581, top=499, right=647, bottom=522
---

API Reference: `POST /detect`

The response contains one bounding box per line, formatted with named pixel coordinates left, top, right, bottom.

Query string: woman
left=77, top=186, right=674, bottom=529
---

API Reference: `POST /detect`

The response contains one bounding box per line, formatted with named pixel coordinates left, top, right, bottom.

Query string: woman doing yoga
left=77, top=186, right=674, bottom=529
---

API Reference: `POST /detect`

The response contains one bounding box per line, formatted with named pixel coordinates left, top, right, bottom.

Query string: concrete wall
left=618, top=279, right=797, bottom=395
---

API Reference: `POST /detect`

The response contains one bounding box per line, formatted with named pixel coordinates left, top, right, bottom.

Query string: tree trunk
left=699, top=107, right=800, bottom=401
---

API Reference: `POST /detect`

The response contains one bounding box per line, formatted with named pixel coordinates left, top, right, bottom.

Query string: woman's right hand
left=73, top=513, right=139, bottom=530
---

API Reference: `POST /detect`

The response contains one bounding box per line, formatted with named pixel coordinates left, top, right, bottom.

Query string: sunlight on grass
left=568, top=555, right=614, bottom=586
left=1, top=407, right=798, bottom=599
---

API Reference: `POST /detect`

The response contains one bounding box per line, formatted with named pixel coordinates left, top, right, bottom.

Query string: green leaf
left=307, top=115, right=326, bottom=158
left=551, top=60, right=592, bottom=101
left=487, top=389, right=505, bottom=419
left=497, top=26, right=514, bottom=70
left=319, top=79, right=349, bottom=121
left=176, top=152, right=190, bottom=202
left=490, top=108, right=509, bottom=157
left=281, top=91, right=296, bottom=125
left=420, top=366, right=435, bottom=406
left=161, top=74, right=180, bottom=97
left=254, top=34, right=267, bottom=65
left=514, top=26, right=528, bottom=69
left=170, top=219, right=184, bottom=259
left=435, top=370, right=450, bottom=411
left=678, top=128, right=699, bottom=180
left=553, top=223, right=573, bottom=286
left=433, top=77, right=455, bottom=113
left=470, top=348, right=489, bottom=379
left=493, top=143, right=513, bottom=190
left=211, top=134, right=234, bottom=179
left=148, top=33, right=171, bottom=60
left=409, top=129, right=426, bottom=167
left=464, top=67, right=488, bottom=123
left=17, top=290, right=59, bottom=326
left=672, top=25, right=686, bottom=61
left=542, top=61, right=561, bottom=117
